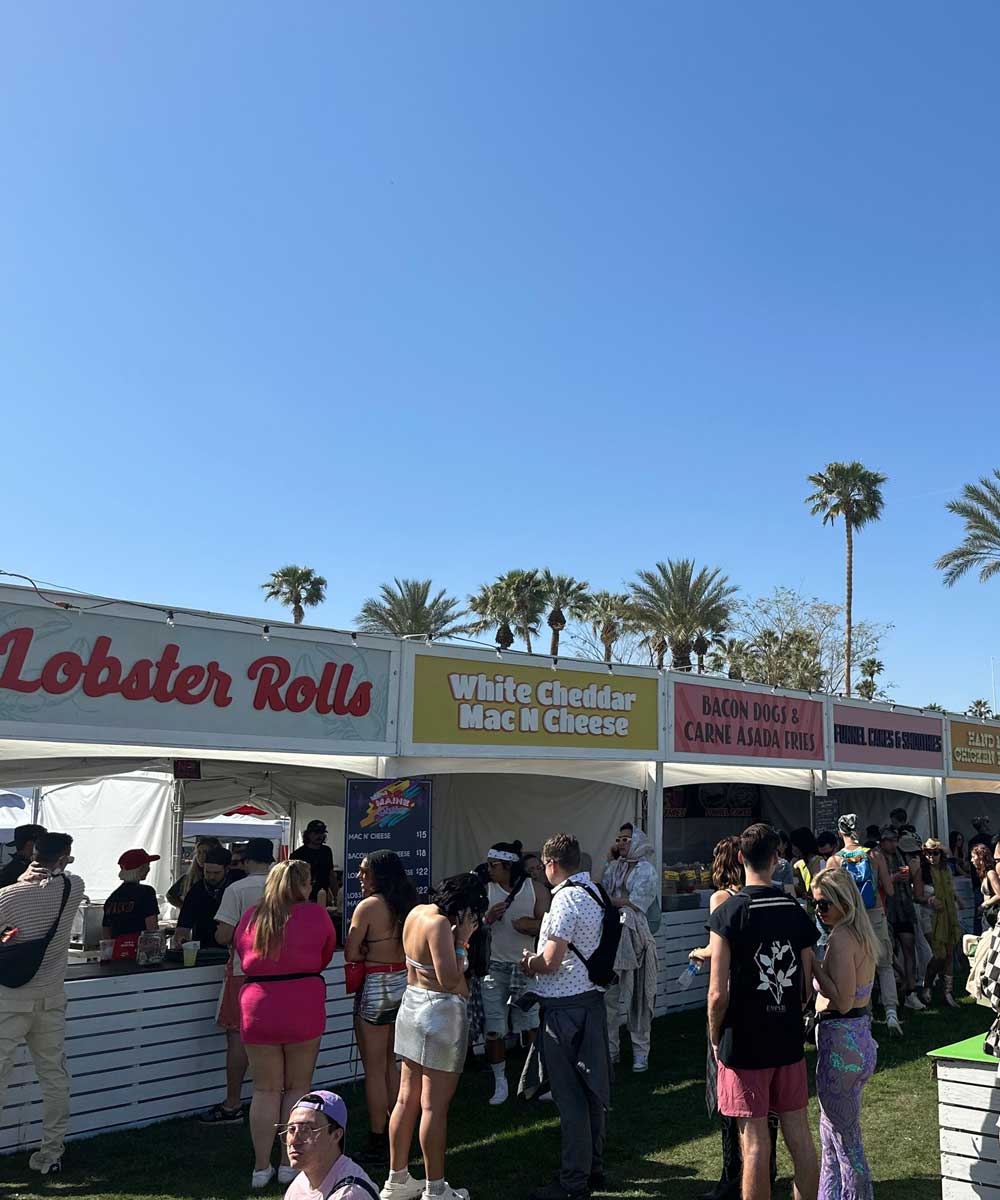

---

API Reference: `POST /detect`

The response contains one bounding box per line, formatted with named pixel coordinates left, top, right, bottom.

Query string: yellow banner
left=950, top=719, right=1000, bottom=774
left=411, top=655, right=660, bottom=752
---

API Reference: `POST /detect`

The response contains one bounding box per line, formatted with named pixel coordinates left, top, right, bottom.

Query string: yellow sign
left=411, top=654, right=660, bottom=753
left=950, top=719, right=1000, bottom=775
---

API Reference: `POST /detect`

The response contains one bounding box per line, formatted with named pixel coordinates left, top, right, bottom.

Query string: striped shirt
left=0, top=870, right=85, bottom=1000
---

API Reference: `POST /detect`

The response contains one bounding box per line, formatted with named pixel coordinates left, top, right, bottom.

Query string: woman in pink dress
left=234, top=858, right=337, bottom=1190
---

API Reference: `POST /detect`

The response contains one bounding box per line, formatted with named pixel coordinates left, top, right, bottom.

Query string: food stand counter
left=930, top=1033, right=1000, bottom=1199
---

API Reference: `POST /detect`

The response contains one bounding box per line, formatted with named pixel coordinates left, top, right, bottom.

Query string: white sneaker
left=422, top=1186, right=469, bottom=1200
left=251, top=1166, right=275, bottom=1190
left=632, top=1054, right=648, bottom=1073
left=489, top=1076, right=509, bottom=1105
left=381, top=1174, right=427, bottom=1200
left=904, top=993, right=925, bottom=1011
left=278, top=1166, right=297, bottom=1185
left=886, top=1013, right=903, bottom=1038
left=28, top=1152, right=61, bottom=1175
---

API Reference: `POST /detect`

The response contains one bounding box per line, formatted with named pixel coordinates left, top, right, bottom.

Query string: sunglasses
left=814, top=899, right=834, bottom=913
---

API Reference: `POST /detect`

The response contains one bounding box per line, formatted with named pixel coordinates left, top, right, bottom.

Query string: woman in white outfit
left=601, top=827, right=659, bottom=1071
left=481, top=841, right=549, bottom=1106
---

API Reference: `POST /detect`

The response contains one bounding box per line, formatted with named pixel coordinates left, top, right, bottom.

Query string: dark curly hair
left=429, top=872, right=489, bottom=922
left=362, top=849, right=418, bottom=926
left=712, top=835, right=743, bottom=892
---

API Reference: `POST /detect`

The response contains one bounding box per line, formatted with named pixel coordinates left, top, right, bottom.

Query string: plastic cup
left=99, top=939, right=115, bottom=963
left=182, top=940, right=200, bottom=967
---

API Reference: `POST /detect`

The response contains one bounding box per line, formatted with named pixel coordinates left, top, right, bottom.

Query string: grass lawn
left=0, top=997, right=988, bottom=1200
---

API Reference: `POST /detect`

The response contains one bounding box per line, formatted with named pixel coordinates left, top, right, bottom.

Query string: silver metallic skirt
left=393, top=985, right=468, bottom=1073
left=354, top=968, right=407, bottom=1027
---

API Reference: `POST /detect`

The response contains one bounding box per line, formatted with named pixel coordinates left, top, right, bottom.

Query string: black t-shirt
left=290, top=844, right=333, bottom=900
left=176, top=877, right=233, bottom=944
left=103, top=882, right=160, bottom=939
left=708, top=885, right=819, bottom=1070
left=0, top=853, right=32, bottom=889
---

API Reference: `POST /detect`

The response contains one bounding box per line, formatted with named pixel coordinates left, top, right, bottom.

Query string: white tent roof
left=184, top=813, right=286, bottom=841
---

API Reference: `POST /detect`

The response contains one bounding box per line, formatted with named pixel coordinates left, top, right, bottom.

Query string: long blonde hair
left=177, top=836, right=221, bottom=902
left=251, top=859, right=310, bottom=959
left=812, top=866, right=881, bottom=965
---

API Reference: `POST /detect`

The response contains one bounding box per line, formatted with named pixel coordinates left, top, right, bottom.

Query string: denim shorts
left=481, top=960, right=539, bottom=1036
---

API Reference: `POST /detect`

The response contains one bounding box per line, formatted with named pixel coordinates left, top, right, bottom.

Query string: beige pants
left=0, top=994, right=71, bottom=1161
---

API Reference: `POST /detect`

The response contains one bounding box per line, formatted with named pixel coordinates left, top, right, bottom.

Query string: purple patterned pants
left=816, top=1015, right=877, bottom=1200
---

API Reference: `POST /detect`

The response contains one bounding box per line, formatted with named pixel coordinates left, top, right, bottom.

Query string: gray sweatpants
left=869, top=903, right=899, bottom=1011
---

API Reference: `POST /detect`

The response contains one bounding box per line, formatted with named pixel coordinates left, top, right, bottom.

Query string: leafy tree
left=968, top=698, right=994, bottom=719
left=580, top=592, right=636, bottom=663
left=806, top=462, right=887, bottom=696
left=925, top=703, right=944, bottom=712
left=935, top=469, right=1000, bottom=586
left=495, top=569, right=548, bottom=653
left=541, top=571, right=591, bottom=657
left=467, top=582, right=516, bottom=651
left=260, top=565, right=327, bottom=625
left=855, top=657, right=885, bottom=701
left=356, top=578, right=469, bottom=639
left=629, top=559, right=737, bottom=670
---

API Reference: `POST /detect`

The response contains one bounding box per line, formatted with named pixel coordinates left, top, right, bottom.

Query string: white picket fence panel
left=937, top=1055, right=1000, bottom=1200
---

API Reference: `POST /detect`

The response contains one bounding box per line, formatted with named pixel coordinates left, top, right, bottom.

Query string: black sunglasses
left=814, top=899, right=834, bottom=913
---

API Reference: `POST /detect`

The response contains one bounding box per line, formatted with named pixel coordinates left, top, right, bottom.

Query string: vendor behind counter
left=174, top=846, right=239, bottom=947
left=101, top=848, right=161, bottom=942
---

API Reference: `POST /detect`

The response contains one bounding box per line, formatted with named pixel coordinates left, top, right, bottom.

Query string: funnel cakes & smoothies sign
left=0, top=587, right=396, bottom=754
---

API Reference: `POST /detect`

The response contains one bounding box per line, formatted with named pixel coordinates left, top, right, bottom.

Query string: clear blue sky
left=3, top=3, right=998, bottom=712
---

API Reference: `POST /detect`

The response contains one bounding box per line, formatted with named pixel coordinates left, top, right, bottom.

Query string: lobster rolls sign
left=0, top=593, right=394, bottom=754
left=673, top=679, right=825, bottom=765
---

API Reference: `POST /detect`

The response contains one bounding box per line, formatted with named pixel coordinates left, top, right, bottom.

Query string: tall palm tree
left=968, top=699, right=994, bottom=719
left=261, top=565, right=327, bottom=625
left=629, top=559, right=738, bottom=671
left=935, top=469, right=1000, bottom=586
left=356, top=578, right=470, bottom=639
left=925, top=702, right=944, bottom=712
left=467, top=582, right=516, bottom=651
left=542, top=571, right=591, bottom=657
left=585, top=592, right=635, bottom=663
left=805, top=462, right=887, bottom=696
left=494, top=569, right=548, bottom=654
left=855, top=657, right=884, bottom=701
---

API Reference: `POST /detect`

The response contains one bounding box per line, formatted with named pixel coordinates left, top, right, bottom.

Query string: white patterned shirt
left=532, top=871, right=604, bottom=998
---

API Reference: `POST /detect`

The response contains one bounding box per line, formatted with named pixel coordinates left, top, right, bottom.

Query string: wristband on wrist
left=455, top=947, right=468, bottom=958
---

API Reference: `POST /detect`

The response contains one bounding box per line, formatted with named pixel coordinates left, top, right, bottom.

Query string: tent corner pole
left=933, top=777, right=948, bottom=841
left=652, top=761, right=664, bottom=884
left=171, top=780, right=185, bottom=884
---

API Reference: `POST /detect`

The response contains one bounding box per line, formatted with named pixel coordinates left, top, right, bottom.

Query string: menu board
left=343, top=778, right=432, bottom=930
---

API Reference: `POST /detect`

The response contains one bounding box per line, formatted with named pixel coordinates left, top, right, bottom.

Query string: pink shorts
left=216, top=964, right=242, bottom=1032
left=717, top=1058, right=808, bottom=1119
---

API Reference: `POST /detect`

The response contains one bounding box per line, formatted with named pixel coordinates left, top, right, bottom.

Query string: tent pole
left=288, top=797, right=298, bottom=854
left=651, top=761, right=664, bottom=884
left=171, top=780, right=185, bottom=884
left=933, top=777, right=947, bottom=841
left=30, top=787, right=40, bottom=825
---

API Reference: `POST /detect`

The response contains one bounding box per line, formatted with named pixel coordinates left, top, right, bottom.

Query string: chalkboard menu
left=343, top=778, right=432, bottom=931
left=813, top=793, right=840, bottom=834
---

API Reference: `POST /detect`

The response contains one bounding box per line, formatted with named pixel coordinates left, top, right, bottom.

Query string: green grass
left=0, top=998, right=989, bottom=1200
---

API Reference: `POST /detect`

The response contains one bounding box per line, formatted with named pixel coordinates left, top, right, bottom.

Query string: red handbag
left=344, top=961, right=366, bottom=995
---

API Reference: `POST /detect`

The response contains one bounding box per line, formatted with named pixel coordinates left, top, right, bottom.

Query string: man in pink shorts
left=708, top=823, right=819, bottom=1200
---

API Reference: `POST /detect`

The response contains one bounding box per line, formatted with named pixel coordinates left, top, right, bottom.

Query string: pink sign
left=833, top=705, right=944, bottom=771
left=674, top=681, right=825, bottom=763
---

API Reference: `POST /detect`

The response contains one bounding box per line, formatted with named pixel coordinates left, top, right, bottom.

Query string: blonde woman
left=166, top=835, right=222, bottom=908
left=811, top=868, right=880, bottom=1200
left=234, top=859, right=337, bottom=1190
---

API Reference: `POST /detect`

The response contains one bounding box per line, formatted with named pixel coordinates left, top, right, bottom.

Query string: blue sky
left=2, top=3, right=998, bottom=712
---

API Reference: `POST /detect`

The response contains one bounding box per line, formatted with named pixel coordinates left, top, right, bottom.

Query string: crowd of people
left=0, top=806, right=993, bottom=1200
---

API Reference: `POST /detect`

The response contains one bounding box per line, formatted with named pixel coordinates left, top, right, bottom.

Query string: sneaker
left=944, top=992, right=960, bottom=1009
left=278, top=1166, right=297, bottom=1185
left=28, top=1153, right=61, bottom=1175
left=919, top=987, right=932, bottom=1007
left=489, top=1076, right=509, bottom=1106
left=886, top=1013, right=903, bottom=1038
left=198, top=1102, right=244, bottom=1125
left=422, top=1186, right=469, bottom=1200
left=381, top=1173, right=427, bottom=1200
left=632, top=1054, right=648, bottom=1073
left=904, top=993, right=925, bottom=1011
left=251, top=1166, right=275, bottom=1190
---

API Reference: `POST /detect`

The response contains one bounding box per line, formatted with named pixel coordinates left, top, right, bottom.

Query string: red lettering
left=82, top=636, right=122, bottom=698
left=315, top=663, right=338, bottom=715
left=206, top=662, right=234, bottom=708
left=120, top=659, right=154, bottom=701
left=285, top=676, right=318, bottom=714
left=40, top=650, right=83, bottom=695
left=151, top=644, right=182, bottom=703
left=248, top=656, right=291, bottom=711
left=332, top=663, right=355, bottom=716
left=0, top=628, right=41, bottom=693
left=348, top=681, right=372, bottom=717
left=172, top=664, right=207, bottom=705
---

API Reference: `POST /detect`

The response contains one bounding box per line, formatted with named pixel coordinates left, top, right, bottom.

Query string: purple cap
left=293, top=1090, right=347, bottom=1130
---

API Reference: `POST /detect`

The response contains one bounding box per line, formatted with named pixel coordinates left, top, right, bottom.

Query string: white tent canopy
left=184, top=813, right=286, bottom=842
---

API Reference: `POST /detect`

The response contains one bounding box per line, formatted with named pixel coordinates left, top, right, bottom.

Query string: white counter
left=1, top=910, right=708, bottom=1154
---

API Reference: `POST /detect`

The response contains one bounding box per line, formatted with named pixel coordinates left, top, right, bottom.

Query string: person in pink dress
left=234, top=858, right=338, bottom=1191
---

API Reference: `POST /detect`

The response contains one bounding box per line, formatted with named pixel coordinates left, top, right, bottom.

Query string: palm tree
left=495, top=569, right=548, bottom=654
left=968, top=699, right=994, bottom=719
left=935, top=469, right=1000, bottom=586
left=542, top=571, right=590, bottom=657
left=467, top=582, right=516, bottom=651
left=356, top=579, right=470, bottom=639
left=260, top=565, right=327, bottom=625
left=805, top=462, right=887, bottom=696
left=855, top=657, right=884, bottom=701
left=925, top=703, right=944, bottom=712
left=629, top=559, right=738, bottom=671
left=585, top=592, right=635, bottom=663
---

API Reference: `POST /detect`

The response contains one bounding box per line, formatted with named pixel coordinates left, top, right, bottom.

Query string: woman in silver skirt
left=345, top=850, right=418, bottom=1167
left=382, top=873, right=487, bottom=1200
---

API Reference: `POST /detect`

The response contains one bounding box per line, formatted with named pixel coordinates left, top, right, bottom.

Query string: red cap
left=118, top=849, right=160, bottom=870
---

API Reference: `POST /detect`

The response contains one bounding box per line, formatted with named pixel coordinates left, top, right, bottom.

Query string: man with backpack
left=521, top=833, right=616, bottom=1200
left=827, top=813, right=902, bottom=1037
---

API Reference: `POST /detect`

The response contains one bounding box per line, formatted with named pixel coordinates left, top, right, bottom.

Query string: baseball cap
left=118, top=848, right=161, bottom=870
left=11, top=823, right=46, bottom=851
left=244, top=837, right=276, bottom=864
left=305, top=820, right=327, bottom=833
left=292, top=1090, right=347, bottom=1130
left=203, top=846, right=232, bottom=868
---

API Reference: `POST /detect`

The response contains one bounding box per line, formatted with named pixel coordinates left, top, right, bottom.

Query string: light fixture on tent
left=351, top=632, right=358, bottom=645
left=607, top=662, right=614, bottom=675
left=262, top=625, right=271, bottom=642
left=166, top=611, right=175, bottom=627
left=496, top=648, right=502, bottom=661
left=552, top=657, right=558, bottom=671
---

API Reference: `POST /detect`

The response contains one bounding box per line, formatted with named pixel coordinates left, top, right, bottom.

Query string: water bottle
left=676, top=959, right=701, bottom=990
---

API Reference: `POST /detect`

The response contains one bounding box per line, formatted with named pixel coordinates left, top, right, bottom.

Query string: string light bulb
left=166, top=611, right=175, bottom=628
left=262, top=625, right=271, bottom=643
left=552, top=657, right=558, bottom=671
left=608, top=662, right=614, bottom=675
left=351, top=632, right=358, bottom=646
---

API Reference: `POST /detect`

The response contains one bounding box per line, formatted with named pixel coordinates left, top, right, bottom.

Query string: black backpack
left=564, top=879, right=621, bottom=988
